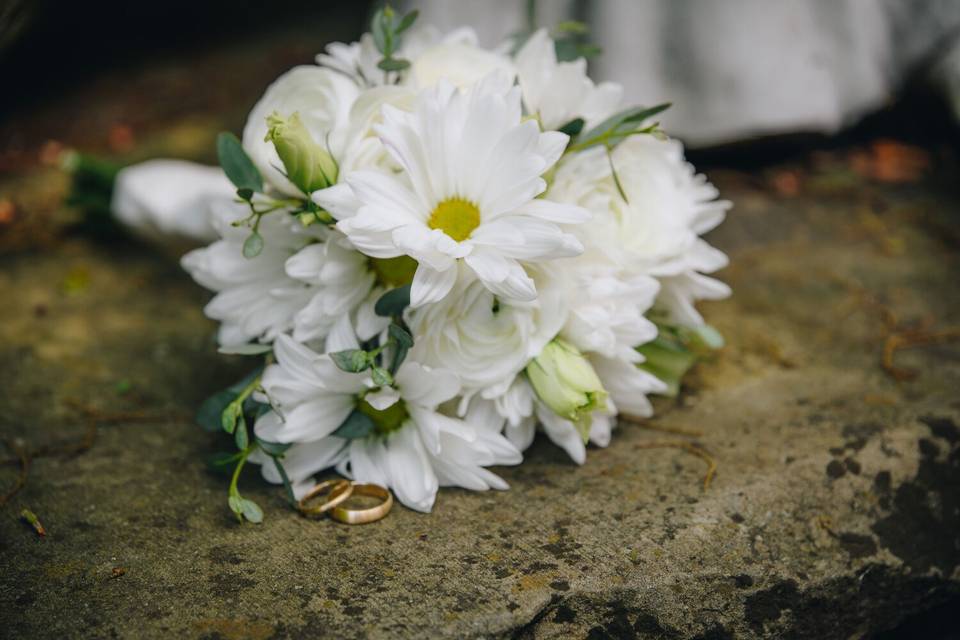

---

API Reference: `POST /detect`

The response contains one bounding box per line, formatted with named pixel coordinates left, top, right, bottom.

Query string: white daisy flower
left=315, top=72, right=590, bottom=308
left=515, top=28, right=623, bottom=131
left=252, top=334, right=521, bottom=512
left=180, top=205, right=375, bottom=347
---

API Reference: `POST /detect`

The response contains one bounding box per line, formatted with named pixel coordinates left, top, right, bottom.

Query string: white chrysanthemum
left=242, top=66, right=358, bottom=197
left=549, top=136, right=731, bottom=327
left=407, top=265, right=566, bottom=400
left=180, top=205, right=375, bottom=347
left=410, top=35, right=514, bottom=89
left=494, top=351, right=664, bottom=465
left=515, top=29, right=623, bottom=131
left=339, top=85, right=417, bottom=175
left=315, top=72, right=589, bottom=307
left=560, top=265, right=659, bottom=363
left=317, top=25, right=500, bottom=89
left=489, top=382, right=616, bottom=466
left=252, top=334, right=521, bottom=512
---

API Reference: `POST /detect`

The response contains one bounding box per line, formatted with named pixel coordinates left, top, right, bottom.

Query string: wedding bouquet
left=112, top=8, right=730, bottom=520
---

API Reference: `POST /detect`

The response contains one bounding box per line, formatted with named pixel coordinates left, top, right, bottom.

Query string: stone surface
left=2, top=28, right=960, bottom=640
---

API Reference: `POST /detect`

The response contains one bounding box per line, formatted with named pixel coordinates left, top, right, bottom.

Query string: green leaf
left=236, top=187, right=254, bottom=201
left=396, top=9, right=419, bottom=33
left=197, top=390, right=235, bottom=432
left=217, top=132, right=263, bottom=192
left=558, top=118, right=585, bottom=137
left=228, top=494, right=244, bottom=516
left=386, top=323, right=413, bottom=375
left=234, top=415, right=249, bottom=450
left=371, top=8, right=390, bottom=54
left=217, top=343, right=272, bottom=356
left=388, top=323, right=413, bottom=348
left=636, top=336, right=698, bottom=398
left=574, top=104, right=671, bottom=151
left=242, top=231, right=264, bottom=258
left=371, top=366, right=393, bottom=387
left=221, top=403, right=240, bottom=434
left=607, top=146, right=629, bottom=203
left=330, top=349, right=371, bottom=373
left=239, top=498, right=263, bottom=524
left=375, top=285, right=411, bottom=317
left=207, top=451, right=242, bottom=470
left=332, top=409, right=376, bottom=439
left=377, top=57, right=411, bottom=72
left=256, top=438, right=292, bottom=457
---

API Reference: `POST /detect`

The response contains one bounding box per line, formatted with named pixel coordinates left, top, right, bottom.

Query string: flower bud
left=264, top=112, right=338, bottom=194
left=526, top=339, right=608, bottom=442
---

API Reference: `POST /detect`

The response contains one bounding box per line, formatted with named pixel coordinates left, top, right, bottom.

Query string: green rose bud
left=526, top=339, right=608, bottom=443
left=264, top=111, right=338, bottom=194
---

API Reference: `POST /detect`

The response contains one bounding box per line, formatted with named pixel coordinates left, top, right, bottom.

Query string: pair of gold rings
left=296, top=479, right=393, bottom=524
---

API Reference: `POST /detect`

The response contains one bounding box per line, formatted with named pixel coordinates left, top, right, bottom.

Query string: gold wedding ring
left=297, top=479, right=353, bottom=517
left=330, top=482, right=393, bottom=524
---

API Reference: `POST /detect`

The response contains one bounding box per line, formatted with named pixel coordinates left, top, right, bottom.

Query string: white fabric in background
left=402, top=0, right=960, bottom=147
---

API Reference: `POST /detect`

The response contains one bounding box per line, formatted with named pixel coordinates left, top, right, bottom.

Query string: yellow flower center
left=369, top=256, right=418, bottom=287
left=427, top=197, right=481, bottom=242
left=356, top=398, right=409, bottom=436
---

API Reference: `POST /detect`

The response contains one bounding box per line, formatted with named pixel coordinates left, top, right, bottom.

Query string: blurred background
left=2, top=0, right=960, bottom=251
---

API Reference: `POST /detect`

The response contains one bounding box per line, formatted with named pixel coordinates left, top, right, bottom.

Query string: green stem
left=229, top=445, right=256, bottom=497
left=233, top=374, right=261, bottom=406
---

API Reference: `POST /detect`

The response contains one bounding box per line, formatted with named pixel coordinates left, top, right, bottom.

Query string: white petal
left=395, top=362, right=461, bottom=407
left=512, top=199, right=591, bottom=224
left=463, top=251, right=536, bottom=301
left=383, top=427, right=438, bottom=512
left=410, top=264, right=457, bottom=307
left=268, top=396, right=355, bottom=442
left=365, top=387, right=401, bottom=410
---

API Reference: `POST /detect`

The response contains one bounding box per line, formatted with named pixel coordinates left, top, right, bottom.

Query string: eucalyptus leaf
left=396, top=9, right=419, bottom=33
left=371, top=8, right=390, bottom=54
left=197, top=390, right=234, bottom=432
left=332, top=409, right=376, bottom=439
left=228, top=494, right=243, bottom=515
left=375, top=285, right=411, bottom=317
left=575, top=103, right=671, bottom=151
left=371, top=366, right=393, bottom=387
left=239, top=498, right=263, bottom=524
left=217, top=132, right=263, bottom=192
left=388, top=323, right=413, bottom=348
left=207, top=451, right=242, bottom=470
left=242, top=231, right=264, bottom=258
left=330, top=349, right=371, bottom=373
left=256, top=438, right=292, bottom=457
left=221, top=403, right=239, bottom=434
left=377, top=57, right=410, bottom=72
left=558, top=117, right=585, bottom=137
left=234, top=415, right=249, bottom=450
